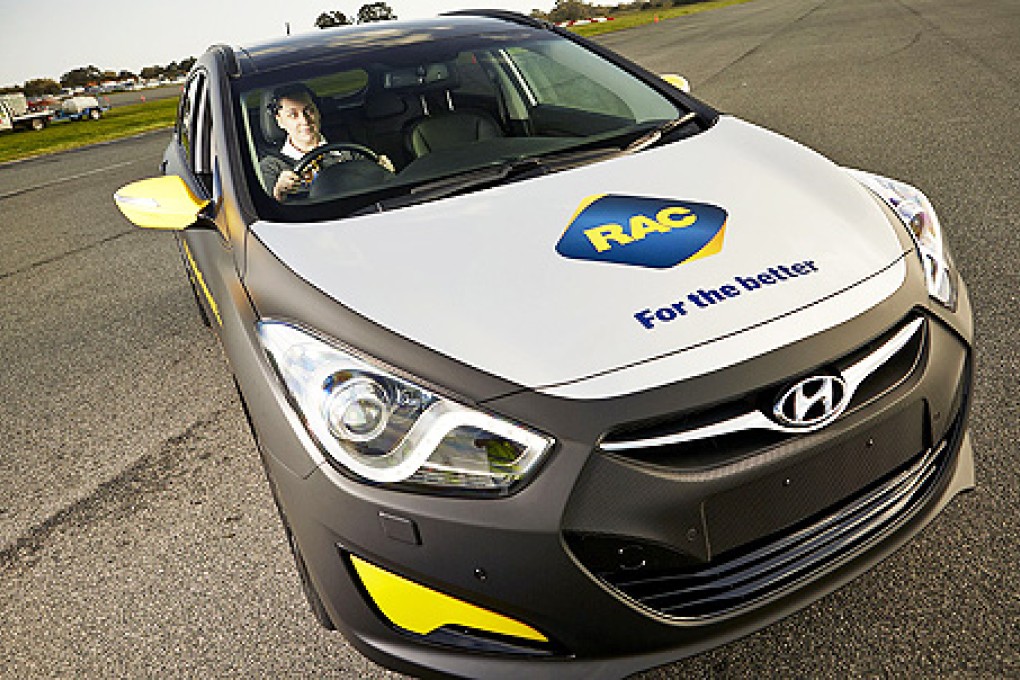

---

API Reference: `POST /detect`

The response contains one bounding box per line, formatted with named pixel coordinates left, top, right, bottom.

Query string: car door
left=164, top=69, right=236, bottom=331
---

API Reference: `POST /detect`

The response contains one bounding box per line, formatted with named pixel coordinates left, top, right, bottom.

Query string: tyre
left=30, top=117, right=46, bottom=131
left=89, top=108, right=102, bottom=120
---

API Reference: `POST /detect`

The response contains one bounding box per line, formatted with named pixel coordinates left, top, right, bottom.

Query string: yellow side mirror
left=113, top=176, right=210, bottom=231
left=660, top=73, right=691, bottom=94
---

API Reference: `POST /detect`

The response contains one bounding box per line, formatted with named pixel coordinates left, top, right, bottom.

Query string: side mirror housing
left=113, top=176, right=210, bottom=231
left=660, top=73, right=691, bottom=94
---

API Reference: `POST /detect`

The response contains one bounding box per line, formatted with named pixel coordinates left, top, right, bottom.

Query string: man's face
left=275, top=94, right=320, bottom=150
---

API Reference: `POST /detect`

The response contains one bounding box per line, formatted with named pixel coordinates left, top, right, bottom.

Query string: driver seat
left=408, top=110, right=502, bottom=158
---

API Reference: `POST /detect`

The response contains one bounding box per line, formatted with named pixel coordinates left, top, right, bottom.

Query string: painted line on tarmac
left=0, top=159, right=139, bottom=201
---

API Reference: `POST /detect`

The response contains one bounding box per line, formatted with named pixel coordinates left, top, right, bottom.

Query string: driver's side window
left=180, top=73, right=214, bottom=195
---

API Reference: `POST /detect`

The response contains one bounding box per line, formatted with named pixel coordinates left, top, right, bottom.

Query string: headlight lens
left=847, top=169, right=958, bottom=309
left=257, top=321, right=553, bottom=494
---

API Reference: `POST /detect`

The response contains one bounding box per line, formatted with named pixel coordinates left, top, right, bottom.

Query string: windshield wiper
left=410, top=156, right=548, bottom=198
left=623, top=111, right=700, bottom=154
left=404, top=146, right=630, bottom=204
left=347, top=159, right=546, bottom=216
left=347, top=139, right=655, bottom=217
left=354, top=150, right=613, bottom=216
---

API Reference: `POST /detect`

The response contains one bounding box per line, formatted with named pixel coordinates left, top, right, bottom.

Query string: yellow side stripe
left=349, top=555, right=547, bottom=643
left=181, top=240, right=222, bottom=326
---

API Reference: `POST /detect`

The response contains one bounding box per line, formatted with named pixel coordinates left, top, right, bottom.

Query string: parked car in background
left=113, top=10, right=974, bottom=678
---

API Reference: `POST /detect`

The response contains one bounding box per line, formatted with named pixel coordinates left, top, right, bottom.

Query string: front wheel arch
left=233, top=379, right=336, bottom=631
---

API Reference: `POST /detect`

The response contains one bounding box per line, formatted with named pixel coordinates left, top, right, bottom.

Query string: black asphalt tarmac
left=1, top=0, right=1017, bottom=677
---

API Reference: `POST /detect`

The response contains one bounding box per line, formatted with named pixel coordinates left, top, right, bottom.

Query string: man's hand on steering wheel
left=273, top=169, right=306, bottom=200
left=275, top=142, right=394, bottom=201
left=295, top=142, right=395, bottom=176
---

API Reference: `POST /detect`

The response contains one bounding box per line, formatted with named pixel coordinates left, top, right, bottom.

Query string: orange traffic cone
left=654, top=15, right=660, bottom=23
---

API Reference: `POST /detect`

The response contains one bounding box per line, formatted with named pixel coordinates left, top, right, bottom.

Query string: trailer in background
left=0, top=93, right=54, bottom=132
left=56, top=95, right=110, bottom=121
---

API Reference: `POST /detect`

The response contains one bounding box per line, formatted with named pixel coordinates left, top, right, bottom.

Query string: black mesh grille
left=608, top=446, right=945, bottom=618
left=567, top=395, right=967, bottom=620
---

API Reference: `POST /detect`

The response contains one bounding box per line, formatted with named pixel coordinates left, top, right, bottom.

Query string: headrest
left=260, top=90, right=285, bottom=145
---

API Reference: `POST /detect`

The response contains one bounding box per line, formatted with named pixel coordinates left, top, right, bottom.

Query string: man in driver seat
left=261, top=83, right=395, bottom=201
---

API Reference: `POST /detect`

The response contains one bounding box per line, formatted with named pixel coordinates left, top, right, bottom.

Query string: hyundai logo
left=773, top=375, right=850, bottom=428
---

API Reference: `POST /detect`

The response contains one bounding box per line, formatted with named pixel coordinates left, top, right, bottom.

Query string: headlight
left=257, top=321, right=553, bottom=495
left=847, top=169, right=958, bottom=309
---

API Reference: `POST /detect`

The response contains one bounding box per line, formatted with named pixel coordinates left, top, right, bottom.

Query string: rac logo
left=556, top=194, right=728, bottom=269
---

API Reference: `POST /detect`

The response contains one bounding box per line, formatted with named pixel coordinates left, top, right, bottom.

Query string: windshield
left=235, top=27, right=700, bottom=220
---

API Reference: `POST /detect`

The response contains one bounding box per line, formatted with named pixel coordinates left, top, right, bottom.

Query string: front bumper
left=239, top=303, right=972, bottom=679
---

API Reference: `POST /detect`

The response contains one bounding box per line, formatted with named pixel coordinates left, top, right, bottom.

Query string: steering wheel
left=293, top=142, right=380, bottom=174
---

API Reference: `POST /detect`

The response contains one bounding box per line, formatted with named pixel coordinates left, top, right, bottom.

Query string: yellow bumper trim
left=349, top=555, right=547, bottom=643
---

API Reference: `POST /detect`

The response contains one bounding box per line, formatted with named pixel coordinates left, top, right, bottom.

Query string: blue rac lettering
left=633, top=260, right=821, bottom=330
left=556, top=195, right=728, bottom=269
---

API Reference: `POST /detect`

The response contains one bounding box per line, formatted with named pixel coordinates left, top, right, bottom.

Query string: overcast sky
left=0, top=0, right=551, bottom=87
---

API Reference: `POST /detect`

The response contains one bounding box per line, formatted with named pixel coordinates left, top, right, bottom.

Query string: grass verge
left=569, top=0, right=754, bottom=37
left=0, top=97, right=178, bottom=164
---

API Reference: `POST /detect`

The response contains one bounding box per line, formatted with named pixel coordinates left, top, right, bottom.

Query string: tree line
left=4, top=2, right=451, bottom=95
left=314, top=2, right=397, bottom=28
left=531, top=0, right=711, bottom=22
left=3, top=2, right=398, bottom=95
left=2, top=58, right=197, bottom=97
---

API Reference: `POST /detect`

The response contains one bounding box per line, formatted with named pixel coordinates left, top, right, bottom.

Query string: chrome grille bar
left=600, top=318, right=925, bottom=452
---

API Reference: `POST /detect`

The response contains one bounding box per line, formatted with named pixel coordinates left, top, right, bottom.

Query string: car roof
left=228, top=15, right=543, bottom=76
